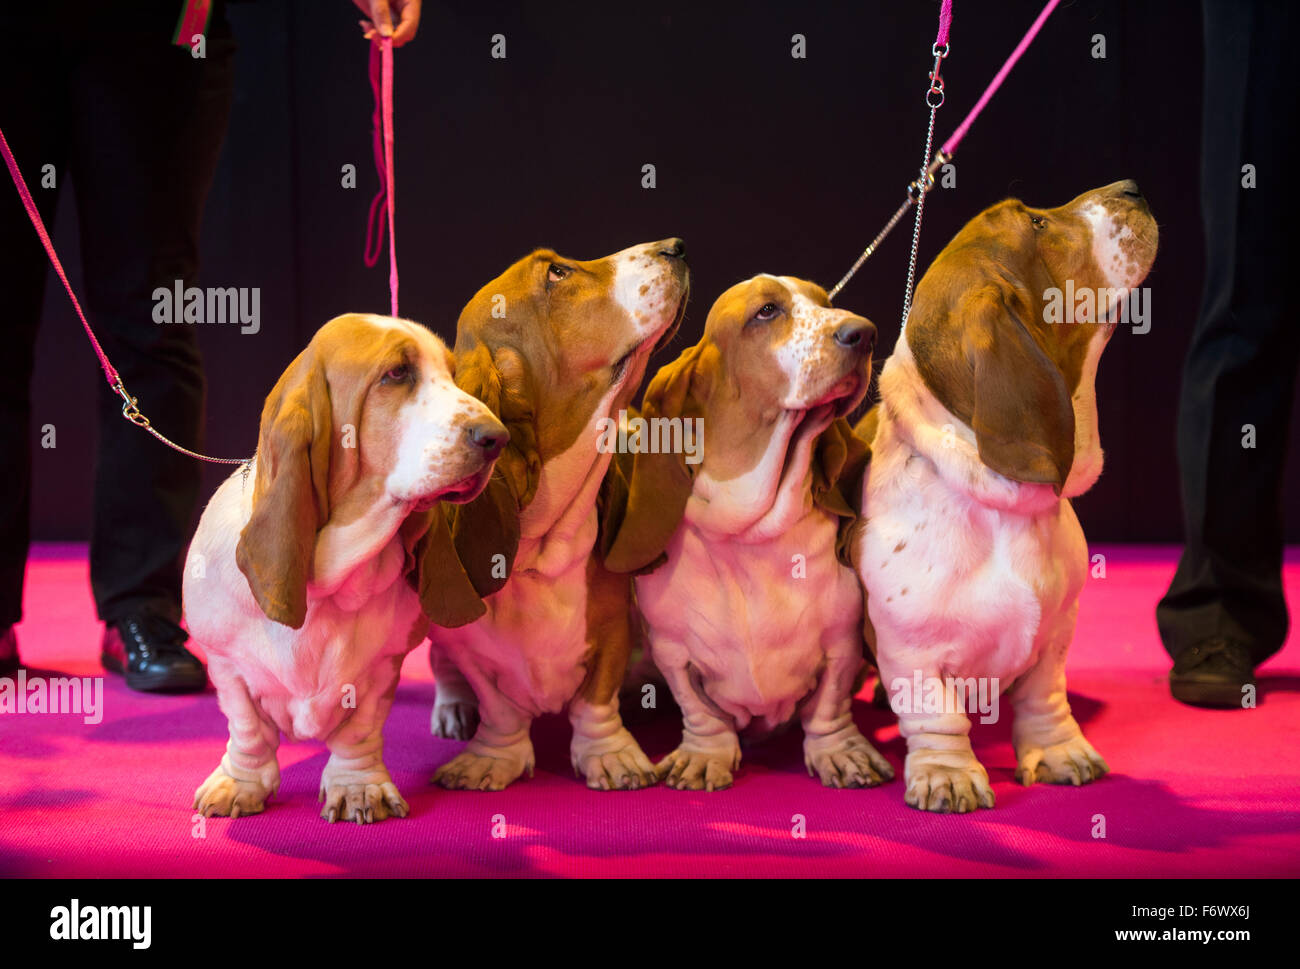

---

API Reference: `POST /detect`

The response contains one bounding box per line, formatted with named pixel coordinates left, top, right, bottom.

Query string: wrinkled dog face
left=331, top=316, right=506, bottom=508
left=970, top=180, right=1158, bottom=334
left=905, top=180, right=1159, bottom=496
left=456, top=239, right=689, bottom=458
left=706, top=274, right=876, bottom=420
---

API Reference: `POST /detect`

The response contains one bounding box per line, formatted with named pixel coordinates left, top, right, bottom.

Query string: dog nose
left=1119, top=179, right=1143, bottom=200
left=467, top=418, right=508, bottom=460
left=657, top=238, right=686, bottom=260
left=833, top=318, right=876, bottom=354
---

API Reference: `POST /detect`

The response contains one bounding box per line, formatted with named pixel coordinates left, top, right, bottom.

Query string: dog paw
left=431, top=699, right=480, bottom=741
left=1015, top=735, right=1109, bottom=787
left=433, top=740, right=534, bottom=791
left=193, top=765, right=274, bottom=819
left=904, top=756, right=995, bottom=813
left=318, top=779, right=409, bottom=824
left=804, top=731, right=895, bottom=789
left=656, top=744, right=740, bottom=791
left=571, top=729, right=658, bottom=791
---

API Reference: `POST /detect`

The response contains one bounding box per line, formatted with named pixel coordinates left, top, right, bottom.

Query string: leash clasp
left=113, top=377, right=151, bottom=429
left=927, top=40, right=949, bottom=108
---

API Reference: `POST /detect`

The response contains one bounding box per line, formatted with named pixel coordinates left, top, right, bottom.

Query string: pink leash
left=0, top=29, right=403, bottom=471
left=942, top=0, right=1060, bottom=157
left=0, top=126, right=120, bottom=390
left=1, top=125, right=251, bottom=468
left=935, top=0, right=953, bottom=49
left=5, top=4, right=1056, bottom=452
left=828, top=0, right=1062, bottom=304
left=363, top=35, right=399, bottom=317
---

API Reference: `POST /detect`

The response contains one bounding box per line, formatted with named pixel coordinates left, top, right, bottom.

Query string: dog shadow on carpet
left=199, top=679, right=1299, bottom=876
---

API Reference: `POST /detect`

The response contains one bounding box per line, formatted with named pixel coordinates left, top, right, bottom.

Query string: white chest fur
left=429, top=379, right=654, bottom=718
left=858, top=344, right=1089, bottom=685
left=431, top=508, right=596, bottom=718
left=636, top=503, right=863, bottom=730
left=183, top=465, right=423, bottom=743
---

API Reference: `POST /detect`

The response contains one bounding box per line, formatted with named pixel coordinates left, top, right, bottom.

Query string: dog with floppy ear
left=602, top=275, right=894, bottom=791
left=856, top=181, right=1158, bottom=812
left=184, top=313, right=506, bottom=823
left=424, top=239, right=689, bottom=791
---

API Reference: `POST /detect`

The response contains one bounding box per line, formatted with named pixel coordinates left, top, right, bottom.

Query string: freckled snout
left=1071, top=178, right=1159, bottom=291
left=613, top=237, right=691, bottom=353
left=796, top=309, right=876, bottom=414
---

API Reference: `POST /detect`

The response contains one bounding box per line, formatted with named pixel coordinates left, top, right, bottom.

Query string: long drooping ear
left=601, top=343, right=707, bottom=574
left=810, top=416, right=871, bottom=568
left=235, top=347, right=333, bottom=629
left=409, top=505, right=489, bottom=628
left=443, top=342, right=540, bottom=596
left=912, top=284, right=1075, bottom=493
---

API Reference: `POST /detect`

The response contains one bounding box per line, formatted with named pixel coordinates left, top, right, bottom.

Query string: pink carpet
left=1, top=543, right=1297, bottom=878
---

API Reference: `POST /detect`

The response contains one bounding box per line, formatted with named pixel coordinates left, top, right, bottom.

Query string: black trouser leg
left=1156, top=0, right=1300, bottom=667
left=64, top=15, right=236, bottom=626
left=0, top=32, right=70, bottom=630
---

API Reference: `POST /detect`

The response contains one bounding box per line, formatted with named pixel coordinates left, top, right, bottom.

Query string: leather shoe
left=1170, top=637, right=1255, bottom=708
left=0, top=625, right=18, bottom=676
left=101, top=613, right=207, bottom=693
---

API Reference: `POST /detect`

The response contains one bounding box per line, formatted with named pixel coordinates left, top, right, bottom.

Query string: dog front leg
left=568, top=692, right=658, bottom=791
left=800, top=649, right=893, bottom=788
left=878, top=650, right=995, bottom=813
left=1011, top=603, right=1109, bottom=786
left=319, top=655, right=410, bottom=823
left=567, top=560, right=658, bottom=790
left=194, top=664, right=281, bottom=818
left=652, top=644, right=742, bottom=791
left=433, top=669, right=536, bottom=791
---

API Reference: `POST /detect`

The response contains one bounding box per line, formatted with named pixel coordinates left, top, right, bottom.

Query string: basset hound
left=856, top=180, right=1158, bottom=812
left=185, top=313, right=506, bottom=823
left=602, top=275, right=894, bottom=790
left=423, top=239, right=689, bottom=791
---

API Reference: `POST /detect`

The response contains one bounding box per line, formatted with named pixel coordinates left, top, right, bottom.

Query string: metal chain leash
left=115, top=377, right=252, bottom=481
left=827, top=44, right=951, bottom=308
left=900, top=42, right=950, bottom=330
left=829, top=0, right=1063, bottom=311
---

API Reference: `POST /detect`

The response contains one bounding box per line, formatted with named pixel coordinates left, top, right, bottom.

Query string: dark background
left=26, top=0, right=1300, bottom=542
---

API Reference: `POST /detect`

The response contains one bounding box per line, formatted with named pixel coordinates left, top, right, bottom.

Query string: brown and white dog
left=856, top=180, right=1157, bottom=812
left=603, top=275, right=893, bottom=790
left=185, top=313, right=506, bottom=823
left=425, top=239, right=689, bottom=791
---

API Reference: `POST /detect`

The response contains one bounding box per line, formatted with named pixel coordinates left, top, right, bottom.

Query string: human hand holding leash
left=353, top=0, right=421, bottom=47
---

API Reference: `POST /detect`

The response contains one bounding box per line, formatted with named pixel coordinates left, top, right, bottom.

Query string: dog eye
left=381, top=363, right=410, bottom=384
left=752, top=302, right=781, bottom=323
left=1030, top=216, right=1046, bottom=229
left=547, top=263, right=571, bottom=283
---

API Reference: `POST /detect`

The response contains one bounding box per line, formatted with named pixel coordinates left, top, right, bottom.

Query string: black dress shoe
left=1170, top=637, right=1256, bottom=708
left=101, top=613, right=207, bottom=693
left=0, top=626, right=19, bottom=676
